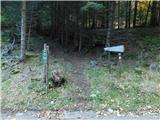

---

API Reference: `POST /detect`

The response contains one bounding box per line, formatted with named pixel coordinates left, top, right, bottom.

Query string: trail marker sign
left=104, top=45, right=125, bottom=53
left=42, top=48, right=47, bottom=64
left=104, top=45, right=125, bottom=73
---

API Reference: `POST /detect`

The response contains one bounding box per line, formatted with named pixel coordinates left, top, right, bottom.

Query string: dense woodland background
left=1, top=1, right=160, bottom=60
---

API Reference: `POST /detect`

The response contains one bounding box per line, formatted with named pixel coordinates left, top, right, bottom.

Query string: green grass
left=1, top=55, right=75, bottom=111
left=143, top=35, right=160, bottom=48
left=1, top=29, right=160, bottom=113
left=86, top=65, right=160, bottom=112
left=1, top=78, right=74, bottom=110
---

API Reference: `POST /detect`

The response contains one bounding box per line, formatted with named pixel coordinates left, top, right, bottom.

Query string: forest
left=1, top=1, right=160, bottom=119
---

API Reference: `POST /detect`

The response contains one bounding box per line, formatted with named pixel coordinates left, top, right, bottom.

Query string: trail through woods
left=66, top=56, right=91, bottom=110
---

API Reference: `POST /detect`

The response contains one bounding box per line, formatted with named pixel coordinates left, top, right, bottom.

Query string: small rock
left=1, top=62, right=6, bottom=66
left=16, top=112, right=24, bottom=116
left=90, top=94, right=96, bottom=98
left=11, top=68, right=20, bottom=74
left=147, top=105, right=152, bottom=109
left=115, top=110, right=121, bottom=116
left=53, top=59, right=58, bottom=63
left=90, top=60, right=97, bottom=66
left=31, top=77, right=41, bottom=81
left=51, top=101, right=54, bottom=104
left=108, top=108, right=114, bottom=113
left=149, top=63, right=160, bottom=71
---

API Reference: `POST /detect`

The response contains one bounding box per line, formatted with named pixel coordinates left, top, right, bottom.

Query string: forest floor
left=1, top=28, right=160, bottom=119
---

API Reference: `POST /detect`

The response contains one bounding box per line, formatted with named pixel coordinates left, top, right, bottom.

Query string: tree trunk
left=92, top=10, right=96, bottom=29
left=27, top=5, right=33, bottom=50
left=106, top=2, right=109, bottom=28
left=74, top=3, right=79, bottom=48
left=78, top=13, right=83, bottom=52
left=159, top=2, right=160, bottom=26
left=118, top=1, right=120, bottom=29
left=150, top=1, right=158, bottom=26
left=50, top=1, right=54, bottom=39
left=60, top=2, right=64, bottom=46
left=105, top=1, right=115, bottom=72
left=55, top=2, right=57, bottom=38
left=35, top=2, right=42, bottom=35
left=85, top=12, right=87, bottom=29
left=133, top=1, right=138, bottom=28
left=105, top=1, right=115, bottom=47
left=125, top=1, right=128, bottom=28
left=88, top=11, right=91, bottom=28
left=144, top=1, right=151, bottom=26
left=128, top=1, right=131, bottom=28
left=20, top=1, right=26, bottom=61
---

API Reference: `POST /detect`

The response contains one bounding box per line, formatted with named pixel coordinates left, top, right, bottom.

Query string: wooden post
left=118, top=53, right=122, bottom=76
left=43, top=43, right=49, bottom=90
left=43, top=44, right=47, bottom=83
left=46, top=45, right=49, bottom=90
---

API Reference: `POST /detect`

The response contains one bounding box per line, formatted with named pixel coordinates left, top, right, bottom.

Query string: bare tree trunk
left=61, top=2, right=64, bottom=46
left=118, top=1, right=120, bottom=29
left=78, top=13, right=83, bottom=52
left=150, top=1, right=158, bottom=26
left=27, top=5, right=33, bottom=50
left=128, top=1, right=131, bottom=28
left=85, top=12, right=87, bottom=29
left=55, top=2, right=57, bottom=38
left=50, top=1, right=54, bottom=39
left=105, top=1, right=115, bottom=72
left=92, top=10, right=96, bottom=29
left=74, top=3, right=79, bottom=48
left=106, top=2, right=109, bottom=28
left=78, top=33, right=82, bottom=52
left=88, top=11, right=91, bottom=28
left=158, top=2, right=160, bottom=26
left=133, top=1, right=138, bottom=28
left=105, top=1, right=115, bottom=47
left=20, top=1, right=26, bottom=61
left=144, top=1, right=151, bottom=26
left=125, top=1, right=128, bottom=28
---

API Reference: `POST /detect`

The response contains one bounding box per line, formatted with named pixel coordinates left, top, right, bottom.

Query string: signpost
left=104, top=45, right=124, bottom=53
left=43, top=43, right=49, bottom=91
left=104, top=45, right=125, bottom=73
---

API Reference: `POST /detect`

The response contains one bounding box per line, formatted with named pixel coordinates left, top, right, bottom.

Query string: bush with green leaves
left=80, top=2, right=105, bottom=12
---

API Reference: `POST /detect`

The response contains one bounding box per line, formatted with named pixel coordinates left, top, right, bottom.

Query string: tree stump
left=51, top=70, right=66, bottom=87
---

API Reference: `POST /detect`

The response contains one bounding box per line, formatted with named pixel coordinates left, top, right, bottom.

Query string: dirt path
left=64, top=55, right=91, bottom=110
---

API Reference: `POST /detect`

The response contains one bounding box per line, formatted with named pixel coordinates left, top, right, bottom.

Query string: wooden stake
left=118, top=53, right=122, bottom=76
left=46, top=45, right=49, bottom=90
left=43, top=44, right=47, bottom=83
left=43, top=43, right=49, bottom=91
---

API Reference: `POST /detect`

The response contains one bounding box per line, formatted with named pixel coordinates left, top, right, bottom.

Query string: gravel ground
left=1, top=111, right=160, bottom=120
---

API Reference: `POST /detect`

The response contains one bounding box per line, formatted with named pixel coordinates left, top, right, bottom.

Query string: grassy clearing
left=1, top=54, right=76, bottom=111
left=1, top=28, right=160, bottom=113
left=1, top=50, right=160, bottom=112
left=86, top=64, right=160, bottom=112
left=1, top=74, right=75, bottom=111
